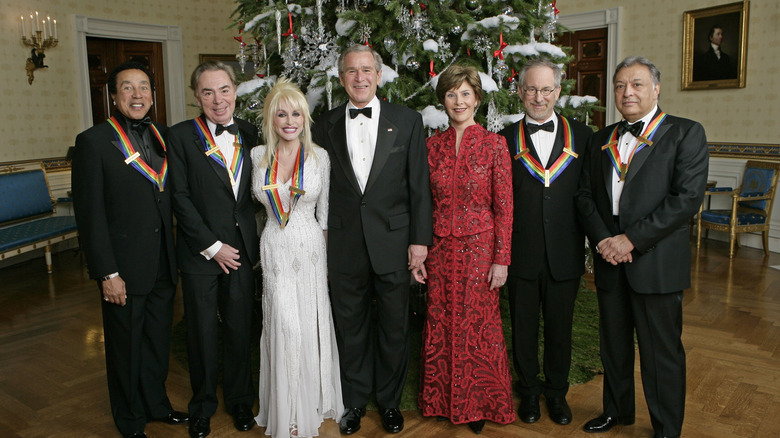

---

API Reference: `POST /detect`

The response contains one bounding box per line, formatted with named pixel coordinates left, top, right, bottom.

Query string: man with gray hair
left=313, top=45, right=432, bottom=435
left=576, top=56, right=708, bottom=438
left=167, top=61, right=259, bottom=438
left=499, top=57, right=593, bottom=427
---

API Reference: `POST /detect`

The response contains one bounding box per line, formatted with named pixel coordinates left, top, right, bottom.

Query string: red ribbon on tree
left=234, top=20, right=245, bottom=46
left=429, top=60, right=436, bottom=77
left=552, top=1, right=560, bottom=15
left=493, top=32, right=508, bottom=60
left=508, top=68, right=517, bottom=83
left=282, top=12, right=298, bottom=39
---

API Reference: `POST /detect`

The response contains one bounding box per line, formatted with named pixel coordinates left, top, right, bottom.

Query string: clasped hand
left=597, top=234, right=635, bottom=265
left=408, top=244, right=428, bottom=283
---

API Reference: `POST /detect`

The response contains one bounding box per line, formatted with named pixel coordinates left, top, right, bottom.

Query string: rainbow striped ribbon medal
left=601, top=112, right=667, bottom=181
left=107, top=117, right=168, bottom=192
left=193, top=118, right=244, bottom=186
left=513, top=117, right=578, bottom=187
left=262, top=144, right=306, bottom=228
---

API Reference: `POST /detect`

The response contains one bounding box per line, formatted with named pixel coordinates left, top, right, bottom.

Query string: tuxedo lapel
left=364, top=113, right=398, bottom=193
left=235, top=126, right=253, bottom=203
left=191, top=118, right=234, bottom=192
left=327, top=108, right=362, bottom=194
left=520, top=117, right=544, bottom=165
left=600, top=125, right=617, bottom=202
left=546, top=114, right=566, bottom=168
left=624, top=109, right=670, bottom=185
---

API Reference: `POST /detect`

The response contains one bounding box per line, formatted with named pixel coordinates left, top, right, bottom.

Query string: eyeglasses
left=522, top=87, right=557, bottom=97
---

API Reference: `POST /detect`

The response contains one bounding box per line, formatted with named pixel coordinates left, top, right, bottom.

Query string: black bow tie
left=349, top=107, right=372, bottom=119
left=617, top=120, right=645, bottom=138
left=131, top=117, right=152, bottom=131
left=215, top=123, right=239, bottom=136
left=526, top=120, right=554, bottom=135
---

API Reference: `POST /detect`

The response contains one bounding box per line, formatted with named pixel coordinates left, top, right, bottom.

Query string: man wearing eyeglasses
left=499, top=57, right=593, bottom=427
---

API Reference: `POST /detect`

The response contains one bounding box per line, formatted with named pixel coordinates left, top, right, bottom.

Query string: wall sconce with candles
left=20, top=12, right=58, bottom=85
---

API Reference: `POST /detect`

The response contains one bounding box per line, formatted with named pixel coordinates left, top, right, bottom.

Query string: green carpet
left=171, top=279, right=602, bottom=411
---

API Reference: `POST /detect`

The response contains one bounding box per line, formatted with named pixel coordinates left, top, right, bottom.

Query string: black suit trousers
left=597, top=266, right=686, bottom=437
left=328, top=238, right=411, bottom=410
left=101, top=251, right=175, bottom=436
left=181, top=233, right=254, bottom=418
left=507, top=257, right=578, bottom=398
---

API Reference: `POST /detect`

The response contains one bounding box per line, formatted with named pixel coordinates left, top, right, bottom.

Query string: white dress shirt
left=345, top=97, right=380, bottom=193
left=611, top=105, right=658, bottom=215
left=202, top=117, right=241, bottom=259
left=526, top=114, right=557, bottom=168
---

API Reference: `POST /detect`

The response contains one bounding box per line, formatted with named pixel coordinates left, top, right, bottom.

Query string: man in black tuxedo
left=312, top=45, right=433, bottom=435
left=693, top=25, right=737, bottom=81
left=167, top=61, right=258, bottom=438
left=576, top=56, right=708, bottom=438
left=72, top=61, right=188, bottom=438
left=499, top=58, right=592, bottom=427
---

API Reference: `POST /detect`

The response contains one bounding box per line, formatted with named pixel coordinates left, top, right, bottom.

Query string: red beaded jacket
left=426, top=123, right=513, bottom=265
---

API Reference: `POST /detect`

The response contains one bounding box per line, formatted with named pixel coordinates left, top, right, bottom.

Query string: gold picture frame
left=682, top=1, right=749, bottom=90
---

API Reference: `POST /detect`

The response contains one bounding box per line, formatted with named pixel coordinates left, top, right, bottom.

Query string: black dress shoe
left=545, top=396, right=572, bottom=425
left=127, top=433, right=147, bottom=438
left=468, top=420, right=485, bottom=434
left=189, top=416, right=211, bottom=438
left=583, top=414, right=634, bottom=433
left=231, top=405, right=255, bottom=431
left=152, top=410, right=189, bottom=425
left=518, top=394, right=541, bottom=423
left=339, top=407, right=366, bottom=435
left=380, top=408, right=404, bottom=433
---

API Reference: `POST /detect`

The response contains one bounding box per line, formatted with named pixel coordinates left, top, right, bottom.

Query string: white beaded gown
left=251, top=145, right=343, bottom=438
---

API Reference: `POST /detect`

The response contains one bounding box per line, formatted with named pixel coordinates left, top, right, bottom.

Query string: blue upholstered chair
left=697, top=160, right=780, bottom=258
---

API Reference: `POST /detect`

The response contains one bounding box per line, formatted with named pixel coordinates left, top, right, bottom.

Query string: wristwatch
left=100, top=272, right=119, bottom=281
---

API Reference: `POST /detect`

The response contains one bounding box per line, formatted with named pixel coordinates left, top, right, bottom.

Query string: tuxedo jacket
left=500, top=114, right=592, bottom=281
left=576, top=109, right=709, bottom=294
left=167, top=115, right=259, bottom=274
left=312, top=100, right=433, bottom=275
left=72, top=118, right=177, bottom=293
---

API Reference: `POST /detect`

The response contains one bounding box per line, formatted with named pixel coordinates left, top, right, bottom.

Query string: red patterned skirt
left=418, top=230, right=515, bottom=424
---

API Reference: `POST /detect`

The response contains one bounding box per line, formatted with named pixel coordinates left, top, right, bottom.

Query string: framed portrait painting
left=681, top=1, right=749, bottom=90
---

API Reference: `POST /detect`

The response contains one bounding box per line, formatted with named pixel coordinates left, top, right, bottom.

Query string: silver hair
left=518, top=58, right=563, bottom=88
left=337, top=45, right=383, bottom=74
left=613, top=56, right=661, bottom=86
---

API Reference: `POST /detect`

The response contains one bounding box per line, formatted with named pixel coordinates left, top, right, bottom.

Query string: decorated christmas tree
left=228, top=0, right=600, bottom=136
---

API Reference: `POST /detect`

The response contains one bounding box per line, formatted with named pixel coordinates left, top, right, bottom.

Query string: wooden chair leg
left=763, top=230, right=770, bottom=256
left=729, top=235, right=735, bottom=258
left=45, top=244, right=52, bottom=274
left=696, top=206, right=702, bottom=249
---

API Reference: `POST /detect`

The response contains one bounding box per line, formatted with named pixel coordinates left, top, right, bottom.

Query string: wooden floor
left=1, top=239, right=779, bottom=438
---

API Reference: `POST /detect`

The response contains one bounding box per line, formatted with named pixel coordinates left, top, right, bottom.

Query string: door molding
left=559, top=8, right=621, bottom=125
left=75, top=15, right=186, bottom=131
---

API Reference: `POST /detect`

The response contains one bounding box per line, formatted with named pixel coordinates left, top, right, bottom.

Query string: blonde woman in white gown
left=251, top=78, right=343, bottom=437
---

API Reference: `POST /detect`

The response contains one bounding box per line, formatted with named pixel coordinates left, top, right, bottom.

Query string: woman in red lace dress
left=418, top=64, right=515, bottom=434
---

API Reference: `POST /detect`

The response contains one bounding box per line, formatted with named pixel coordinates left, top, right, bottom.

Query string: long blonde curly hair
left=259, top=77, right=317, bottom=168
